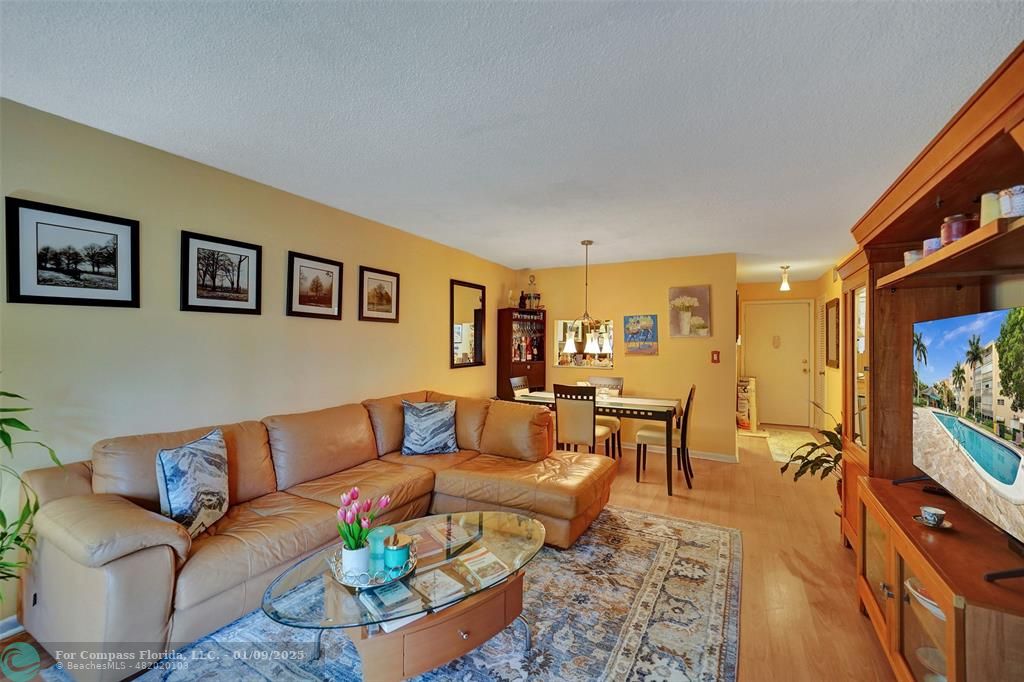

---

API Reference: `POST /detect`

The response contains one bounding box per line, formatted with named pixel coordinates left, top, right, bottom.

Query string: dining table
left=513, top=391, right=683, bottom=495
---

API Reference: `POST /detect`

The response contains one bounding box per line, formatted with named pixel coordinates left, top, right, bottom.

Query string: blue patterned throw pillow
left=402, top=400, right=458, bottom=455
left=155, top=429, right=229, bottom=538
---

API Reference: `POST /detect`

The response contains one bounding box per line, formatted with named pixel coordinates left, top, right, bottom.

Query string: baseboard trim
left=625, top=442, right=738, bottom=464
left=0, top=615, right=24, bottom=639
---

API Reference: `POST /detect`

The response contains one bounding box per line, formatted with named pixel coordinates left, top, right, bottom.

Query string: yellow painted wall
left=520, top=253, right=738, bottom=460
left=737, top=269, right=843, bottom=430
left=0, top=100, right=518, bottom=608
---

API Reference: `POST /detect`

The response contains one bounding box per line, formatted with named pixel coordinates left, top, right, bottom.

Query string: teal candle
left=366, top=526, right=395, bottom=573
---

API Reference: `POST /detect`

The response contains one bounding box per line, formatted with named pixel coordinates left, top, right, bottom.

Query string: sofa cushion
left=93, top=420, right=276, bottom=512
left=425, top=392, right=492, bottom=451
left=402, top=400, right=458, bottom=455
left=380, top=449, right=480, bottom=473
left=155, top=429, right=229, bottom=538
left=263, top=403, right=378, bottom=490
left=175, top=492, right=337, bottom=610
left=286, top=459, right=434, bottom=510
left=362, top=391, right=429, bottom=455
left=433, top=450, right=615, bottom=519
left=478, top=401, right=553, bottom=462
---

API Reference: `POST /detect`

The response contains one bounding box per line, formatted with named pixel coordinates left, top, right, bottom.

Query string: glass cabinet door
left=897, top=553, right=950, bottom=681
left=851, top=285, right=870, bottom=449
left=862, top=504, right=890, bottom=623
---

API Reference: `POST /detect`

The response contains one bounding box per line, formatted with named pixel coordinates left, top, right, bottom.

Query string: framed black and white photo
left=286, top=251, right=342, bottom=320
left=358, top=266, right=399, bottom=323
left=5, top=197, right=140, bottom=307
left=180, top=231, right=261, bottom=314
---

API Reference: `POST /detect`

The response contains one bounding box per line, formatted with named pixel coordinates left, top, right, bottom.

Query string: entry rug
left=765, top=428, right=818, bottom=464
left=43, top=506, right=741, bottom=681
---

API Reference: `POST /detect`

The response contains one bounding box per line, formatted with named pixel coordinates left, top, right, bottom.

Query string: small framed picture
left=180, top=231, right=261, bottom=314
left=358, top=266, right=399, bottom=323
left=6, top=197, right=140, bottom=307
left=287, top=251, right=342, bottom=320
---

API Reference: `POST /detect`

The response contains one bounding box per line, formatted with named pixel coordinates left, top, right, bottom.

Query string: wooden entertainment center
left=836, top=42, right=1024, bottom=681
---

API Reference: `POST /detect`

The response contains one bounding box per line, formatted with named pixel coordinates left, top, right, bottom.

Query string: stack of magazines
left=358, top=582, right=425, bottom=633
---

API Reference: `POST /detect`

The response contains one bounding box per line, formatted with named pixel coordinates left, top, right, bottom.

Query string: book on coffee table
left=425, top=519, right=474, bottom=548
left=453, top=547, right=509, bottom=588
left=408, top=568, right=466, bottom=604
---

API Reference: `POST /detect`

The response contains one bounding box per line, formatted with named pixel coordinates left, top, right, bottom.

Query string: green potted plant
left=0, top=390, right=58, bottom=593
left=780, top=401, right=844, bottom=498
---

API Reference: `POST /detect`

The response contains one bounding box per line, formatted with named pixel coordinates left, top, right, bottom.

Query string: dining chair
left=635, top=385, right=696, bottom=489
left=553, top=384, right=613, bottom=456
left=509, top=376, right=531, bottom=397
left=588, top=376, right=624, bottom=460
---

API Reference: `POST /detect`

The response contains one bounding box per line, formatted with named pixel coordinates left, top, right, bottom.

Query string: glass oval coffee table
left=263, top=511, right=545, bottom=680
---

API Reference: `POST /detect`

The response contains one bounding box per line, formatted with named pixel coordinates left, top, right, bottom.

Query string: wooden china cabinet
left=836, top=42, right=1024, bottom=680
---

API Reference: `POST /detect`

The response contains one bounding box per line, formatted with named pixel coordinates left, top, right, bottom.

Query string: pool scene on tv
left=912, top=307, right=1024, bottom=543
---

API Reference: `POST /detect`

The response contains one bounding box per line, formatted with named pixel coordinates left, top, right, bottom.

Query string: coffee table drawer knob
left=458, top=630, right=470, bottom=640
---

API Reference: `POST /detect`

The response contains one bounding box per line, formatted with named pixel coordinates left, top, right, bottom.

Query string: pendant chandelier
left=563, top=240, right=604, bottom=355
left=779, top=265, right=791, bottom=292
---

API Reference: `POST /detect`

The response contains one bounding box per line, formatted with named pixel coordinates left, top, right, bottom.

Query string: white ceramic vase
left=677, top=309, right=692, bottom=336
left=342, top=545, right=370, bottom=576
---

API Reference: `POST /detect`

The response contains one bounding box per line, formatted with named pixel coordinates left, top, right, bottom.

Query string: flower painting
left=668, top=285, right=711, bottom=337
left=624, top=314, right=659, bottom=355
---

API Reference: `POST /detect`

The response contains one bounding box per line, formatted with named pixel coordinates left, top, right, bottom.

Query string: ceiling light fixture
left=779, top=265, right=791, bottom=292
left=563, top=240, right=600, bottom=354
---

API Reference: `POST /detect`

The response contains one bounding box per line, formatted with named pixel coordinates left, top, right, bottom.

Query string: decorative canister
left=940, top=213, right=979, bottom=245
left=383, top=533, right=413, bottom=569
left=904, top=249, right=923, bottom=266
left=367, top=525, right=395, bottom=574
left=1006, top=185, right=1024, bottom=218
left=980, top=192, right=1001, bottom=225
left=922, top=237, right=943, bottom=257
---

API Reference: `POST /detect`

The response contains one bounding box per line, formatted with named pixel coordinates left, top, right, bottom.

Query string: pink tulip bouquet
left=336, top=487, right=391, bottom=550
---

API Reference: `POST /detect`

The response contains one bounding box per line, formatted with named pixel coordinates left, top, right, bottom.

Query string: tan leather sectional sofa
left=19, top=390, right=616, bottom=681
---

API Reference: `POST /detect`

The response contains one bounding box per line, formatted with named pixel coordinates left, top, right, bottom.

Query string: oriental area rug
left=43, top=505, right=741, bottom=681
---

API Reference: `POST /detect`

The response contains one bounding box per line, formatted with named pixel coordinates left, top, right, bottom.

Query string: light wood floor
left=608, top=434, right=894, bottom=682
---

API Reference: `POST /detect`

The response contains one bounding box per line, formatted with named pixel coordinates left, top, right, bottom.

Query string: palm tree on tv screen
left=951, top=362, right=966, bottom=415
left=965, top=334, right=984, bottom=419
left=913, top=331, right=928, bottom=402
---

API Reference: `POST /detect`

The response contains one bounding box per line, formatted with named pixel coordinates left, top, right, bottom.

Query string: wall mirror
left=554, top=319, right=614, bottom=369
left=451, top=279, right=485, bottom=368
left=825, top=297, right=840, bottom=369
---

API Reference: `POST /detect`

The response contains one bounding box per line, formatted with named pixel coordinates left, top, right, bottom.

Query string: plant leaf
left=0, top=418, right=32, bottom=431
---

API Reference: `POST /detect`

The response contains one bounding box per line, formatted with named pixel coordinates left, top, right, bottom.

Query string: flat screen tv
left=913, top=307, right=1024, bottom=545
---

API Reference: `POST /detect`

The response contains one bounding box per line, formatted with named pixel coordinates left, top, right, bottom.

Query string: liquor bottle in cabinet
left=497, top=308, right=546, bottom=400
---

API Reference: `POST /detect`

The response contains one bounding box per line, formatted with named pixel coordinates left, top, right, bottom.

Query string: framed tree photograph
left=286, top=251, right=342, bottom=320
left=6, top=197, right=140, bottom=307
left=358, top=266, right=399, bottom=323
left=180, top=231, right=261, bottom=314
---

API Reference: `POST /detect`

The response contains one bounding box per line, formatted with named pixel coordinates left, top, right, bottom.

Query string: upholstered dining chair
left=588, top=376, right=624, bottom=460
left=510, top=376, right=531, bottom=397
left=635, top=385, right=696, bottom=489
left=553, top=384, right=613, bottom=456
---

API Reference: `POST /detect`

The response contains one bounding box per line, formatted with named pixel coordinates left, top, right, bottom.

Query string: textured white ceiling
left=2, top=2, right=1022, bottom=282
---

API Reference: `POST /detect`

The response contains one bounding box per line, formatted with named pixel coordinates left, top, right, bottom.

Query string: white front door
left=743, top=301, right=812, bottom=427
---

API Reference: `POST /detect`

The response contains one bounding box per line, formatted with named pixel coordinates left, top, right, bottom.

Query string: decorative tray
left=326, top=547, right=419, bottom=591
